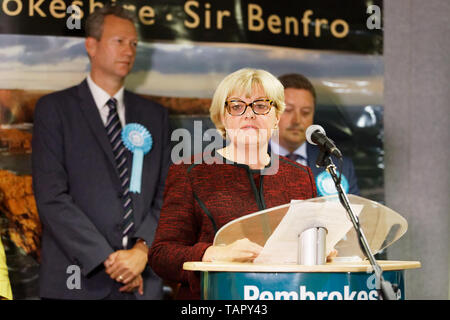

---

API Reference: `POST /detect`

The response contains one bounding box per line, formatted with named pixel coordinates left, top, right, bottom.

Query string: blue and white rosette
left=315, top=170, right=349, bottom=197
left=121, top=123, right=153, bottom=193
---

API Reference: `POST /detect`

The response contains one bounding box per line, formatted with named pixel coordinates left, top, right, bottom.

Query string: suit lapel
left=123, top=92, right=156, bottom=216
left=306, top=143, right=320, bottom=177
left=124, top=90, right=136, bottom=188
left=124, top=91, right=139, bottom=125
left=77, top=80, right=121, bottom=182
left=123, top=91, right=142, bottom=211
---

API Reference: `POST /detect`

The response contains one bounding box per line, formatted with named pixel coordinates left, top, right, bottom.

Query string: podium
left=183, top=195, right=421, bottom=300
left=184, top=261, right=420, bottom=300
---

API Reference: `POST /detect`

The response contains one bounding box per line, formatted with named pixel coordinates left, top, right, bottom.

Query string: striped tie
left=105, top=98, right=134, bottom=242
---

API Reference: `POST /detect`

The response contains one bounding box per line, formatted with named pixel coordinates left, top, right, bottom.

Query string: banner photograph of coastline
left=0, top=0, right=383, bottom=299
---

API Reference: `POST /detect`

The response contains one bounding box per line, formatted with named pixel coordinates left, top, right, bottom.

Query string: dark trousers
left=40, top=282, right=137, bottom=300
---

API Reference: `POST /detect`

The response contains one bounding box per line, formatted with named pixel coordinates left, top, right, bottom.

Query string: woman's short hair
left=85, top=4, right=137, bottom=40
left=210, top=68, right=285, bottom=138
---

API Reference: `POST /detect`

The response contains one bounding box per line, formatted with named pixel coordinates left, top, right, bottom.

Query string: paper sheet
left=254, top=200, right=363, bottom=264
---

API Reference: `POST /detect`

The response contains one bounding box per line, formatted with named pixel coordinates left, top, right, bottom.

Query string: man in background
left=270, top=73, right=359, bottom=196
left=32, top=5, right=170, bottom=299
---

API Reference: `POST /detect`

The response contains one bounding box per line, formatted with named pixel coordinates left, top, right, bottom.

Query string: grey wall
left=384, top=0, right=450, bottom=299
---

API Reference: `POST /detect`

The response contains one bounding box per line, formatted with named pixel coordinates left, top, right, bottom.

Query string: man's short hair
left=278, top=73, right=316, bottom=103
left=85, top=4, right=137, bottom=40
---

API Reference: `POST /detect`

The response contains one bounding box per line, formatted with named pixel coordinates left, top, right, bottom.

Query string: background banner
left=0, top=0, right=383, bottom=299
left=0, top=0, right=382, bottom=53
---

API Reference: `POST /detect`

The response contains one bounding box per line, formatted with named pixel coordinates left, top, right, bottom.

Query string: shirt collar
left=270, top=139, right=307, bottom=159
left=87, top=74, right=125, bottom=110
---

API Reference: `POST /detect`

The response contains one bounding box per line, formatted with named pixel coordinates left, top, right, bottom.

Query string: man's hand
left=104, top=240, right=149, bottom=286
left=119, top=275, right=144, bottom=295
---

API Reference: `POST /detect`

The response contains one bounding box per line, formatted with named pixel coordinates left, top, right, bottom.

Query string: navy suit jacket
left=306, top=143, right=360, bottom=196
left=32, top=80, right=170, bottom=299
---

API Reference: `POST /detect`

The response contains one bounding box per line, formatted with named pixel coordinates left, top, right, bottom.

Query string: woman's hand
left=326, top=249, right=338, bottom=262
left=202, top=238, right=263, bottom=263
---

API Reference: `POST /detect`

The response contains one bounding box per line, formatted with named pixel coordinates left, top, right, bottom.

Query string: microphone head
left=306, top=124, right=326, bottom=145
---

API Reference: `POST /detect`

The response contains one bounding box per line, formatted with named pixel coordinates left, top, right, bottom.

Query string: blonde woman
left=149, top=68, right=317, bottom=299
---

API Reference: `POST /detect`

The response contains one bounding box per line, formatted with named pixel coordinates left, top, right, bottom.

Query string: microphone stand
left=316, top=149, right=397, bottom=300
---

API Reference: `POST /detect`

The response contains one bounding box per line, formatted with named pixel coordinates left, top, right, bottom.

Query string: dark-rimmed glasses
left=225, top=99, right=275, bottom=116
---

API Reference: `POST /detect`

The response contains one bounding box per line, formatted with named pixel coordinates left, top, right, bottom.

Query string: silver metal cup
left=298, top=227, right=327, bottom=265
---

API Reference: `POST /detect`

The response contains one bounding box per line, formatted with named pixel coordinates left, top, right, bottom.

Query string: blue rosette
left=315, top=170, right=349, bottom=197
left=121, top=123, right=153, bottom=193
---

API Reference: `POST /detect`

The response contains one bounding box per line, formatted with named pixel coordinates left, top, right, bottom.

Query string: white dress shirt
left=86, top=74, right=126, bottom=127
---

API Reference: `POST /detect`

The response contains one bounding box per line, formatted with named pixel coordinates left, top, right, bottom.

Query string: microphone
left=306, top=125, right=342, bottom=159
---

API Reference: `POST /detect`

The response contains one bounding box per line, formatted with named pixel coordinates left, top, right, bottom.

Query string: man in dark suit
left=32, top=5, right=170, bottom=299
left=270, top=73, right=359, bottom=196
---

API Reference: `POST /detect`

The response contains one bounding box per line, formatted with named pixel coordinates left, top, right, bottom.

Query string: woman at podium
left=149, top=68, right=317, bottom=299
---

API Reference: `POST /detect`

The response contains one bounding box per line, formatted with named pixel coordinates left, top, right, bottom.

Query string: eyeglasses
left=225, top=99, right=275, bottom=116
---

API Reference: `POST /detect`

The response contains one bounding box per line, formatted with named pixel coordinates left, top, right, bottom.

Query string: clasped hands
left=103, top=240, right=148, bottom=295
left=202, top=238, right=338, bottom=263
